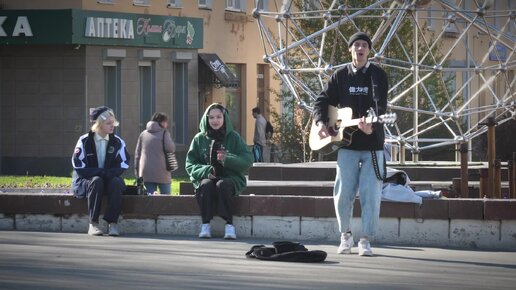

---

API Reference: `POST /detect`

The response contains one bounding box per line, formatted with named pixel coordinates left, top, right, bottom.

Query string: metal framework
left=254, top=0, right=515, bottom=161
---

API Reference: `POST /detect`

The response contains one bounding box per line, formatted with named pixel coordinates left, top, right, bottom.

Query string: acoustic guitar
left=309, top=105, right=396, bottom=154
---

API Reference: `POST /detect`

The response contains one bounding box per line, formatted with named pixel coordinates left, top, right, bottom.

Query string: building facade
left=0, top=0, right=279, bottom=176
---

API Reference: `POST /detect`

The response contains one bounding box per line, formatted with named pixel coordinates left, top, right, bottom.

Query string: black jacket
left=313, top=62, right=388, bottom=151
left=71, top=131, right=130, bottom=198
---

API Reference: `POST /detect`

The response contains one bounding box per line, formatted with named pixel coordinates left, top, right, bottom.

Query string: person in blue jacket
left=71, top=106, right=130, bottom=236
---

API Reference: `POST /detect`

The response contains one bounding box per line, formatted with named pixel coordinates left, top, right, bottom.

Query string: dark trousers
left=195, top=178, right=235, bottom=224
left=87, top=176, right=124, bottom=224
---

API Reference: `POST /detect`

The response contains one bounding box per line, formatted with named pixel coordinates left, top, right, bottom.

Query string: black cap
left=348, top=32, right=372, bottom=49
left=90, top=106, right=110, bottom=122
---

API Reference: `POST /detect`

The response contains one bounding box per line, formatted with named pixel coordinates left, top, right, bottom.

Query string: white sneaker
left=88, top=223, right=104, bottom=236
left=337, top=231, right=354, bottom=254
left=358, top=238, right=373, bottom=256
left=108, top=223, right=120, bottom=236
left=199, top=223, right=211, bottom=238
left=223, top=224, right=237, bottom=240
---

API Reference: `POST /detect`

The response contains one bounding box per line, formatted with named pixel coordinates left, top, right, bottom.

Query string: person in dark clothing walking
left=313, top=32, right=388, bottom=256
left=71, top=106, right=130, bottom=236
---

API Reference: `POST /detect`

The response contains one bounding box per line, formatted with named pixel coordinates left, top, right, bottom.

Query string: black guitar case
left=245, top=241, right=327, bottom=263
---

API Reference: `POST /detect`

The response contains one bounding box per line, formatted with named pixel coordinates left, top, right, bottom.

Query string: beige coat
left=135, top=121, right=176, bottom=183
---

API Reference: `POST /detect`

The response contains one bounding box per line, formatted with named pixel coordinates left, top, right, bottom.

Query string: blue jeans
left=253, top=143, right=263, bottom=162
left=144, top=182, right=171, bottom=195
left=334, top=148, right=384, bottom=237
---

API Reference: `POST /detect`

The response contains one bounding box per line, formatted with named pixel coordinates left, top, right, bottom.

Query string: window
left=257, top=64, right=270, bottom=119
left=198, top=0, right=212, bottom=9
left=442, top=12, right=459, bottom=38
left=444, top=71, right=456, bottom=97
left=167, top=0, right=182, bottom=7
left=226, top=0, right=240, bottom=10
left=139, top=62, right=156, bottom=132
left=173, top=62, right=188, bottom=144
left=225, top=64, right=244, bottom=134
left=426, top=5, right=434, bottom=31
left=462, top=71, right=470, bottom=127
left=256, top=0, right=268, bottom=11
left=97, top=0, right=115, bottom=4
left=301, top=0, right=321, bottom=11
left=133, top=0, right=150, bottom=6
left=226, top=0, right=246, bottom=12
left=104, top=61, right=122, bottom=133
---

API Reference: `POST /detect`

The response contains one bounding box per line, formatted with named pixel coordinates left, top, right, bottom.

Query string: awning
left=198, top=53, right=239, bottom=88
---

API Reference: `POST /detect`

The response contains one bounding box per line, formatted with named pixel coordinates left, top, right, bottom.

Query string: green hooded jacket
left=185, top=103, right=254, bottom=195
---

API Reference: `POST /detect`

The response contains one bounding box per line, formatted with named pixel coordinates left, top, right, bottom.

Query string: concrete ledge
left=485, top=200, right=516, bottom=220
left=1, top=194, right=516, bottom=220
left=179, top=181, right=334, bottom=196
left=248, top=163, right=510, bottom=182
left=2, top=213, right=514, bottom=250
left=1, top=194, right=515, bottom=250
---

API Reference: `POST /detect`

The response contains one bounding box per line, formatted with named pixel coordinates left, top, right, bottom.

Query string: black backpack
left=265, top=120, right=274, bottom=138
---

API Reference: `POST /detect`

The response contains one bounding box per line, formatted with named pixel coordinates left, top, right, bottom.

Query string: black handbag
left=124, top=177, right=145, bottom=195
left=163, top=130, right=178, bottom=172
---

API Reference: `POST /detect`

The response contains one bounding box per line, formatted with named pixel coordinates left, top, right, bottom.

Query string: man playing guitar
left=313, top=31, right=388, bottom=256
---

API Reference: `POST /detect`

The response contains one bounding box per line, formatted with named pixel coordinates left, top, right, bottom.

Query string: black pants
left=87, top=176, right=124, bottom=224
left=196, top=178, right=235, bottom=224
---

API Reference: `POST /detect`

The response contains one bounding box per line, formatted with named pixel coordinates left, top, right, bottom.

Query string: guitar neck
left=342, top=116, right=377, bottom=127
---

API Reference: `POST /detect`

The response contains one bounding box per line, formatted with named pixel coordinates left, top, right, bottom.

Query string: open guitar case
left=245, top=241, right=327, bottom=263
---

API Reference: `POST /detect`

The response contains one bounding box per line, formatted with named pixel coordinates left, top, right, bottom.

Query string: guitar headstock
left=366, top=108, right=377, bottom=118
left=379, top=112, right=397, bottom=125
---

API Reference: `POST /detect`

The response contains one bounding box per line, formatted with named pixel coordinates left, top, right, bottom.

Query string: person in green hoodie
left=186, top=103, right=253, bottom=239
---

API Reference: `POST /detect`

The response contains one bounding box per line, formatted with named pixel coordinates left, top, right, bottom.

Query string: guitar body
left=309, top=105, right=396, bottom=155
left=309, top=106, right=355, bottom=154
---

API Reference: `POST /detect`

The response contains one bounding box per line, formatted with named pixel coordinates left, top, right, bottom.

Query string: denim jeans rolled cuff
left=334, top=148, right=384, bottom=237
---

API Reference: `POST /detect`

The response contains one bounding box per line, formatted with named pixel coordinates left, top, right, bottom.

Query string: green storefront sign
left=0, top=9, right=203, bottom=49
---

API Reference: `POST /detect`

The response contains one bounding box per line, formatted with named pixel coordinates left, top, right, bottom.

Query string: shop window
left=104, top=60, right=121, bottom=133
left=172, top=63, right=188, bottom=144
left=139, top=61, right=156, bottom=132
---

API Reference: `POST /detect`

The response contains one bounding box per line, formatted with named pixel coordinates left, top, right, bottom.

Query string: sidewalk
left=0, top=231, right=515, bottom=290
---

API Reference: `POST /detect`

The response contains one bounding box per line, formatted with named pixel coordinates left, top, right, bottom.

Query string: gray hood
left=146, top=121, right=163, bottom=133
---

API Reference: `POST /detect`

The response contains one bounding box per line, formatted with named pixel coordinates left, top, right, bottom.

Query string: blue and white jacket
left=71, top=131, right=130, bottom=198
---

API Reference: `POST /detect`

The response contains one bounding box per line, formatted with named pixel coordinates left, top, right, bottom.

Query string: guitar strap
left=369, top=65, right=386, bottom=181
left=371, top=150, right=386, bottom=181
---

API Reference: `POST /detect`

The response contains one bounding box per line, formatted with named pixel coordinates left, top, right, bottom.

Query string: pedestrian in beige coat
left=135, top=112, right=176, bottom=195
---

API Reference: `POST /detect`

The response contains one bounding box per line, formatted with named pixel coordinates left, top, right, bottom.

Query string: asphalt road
left=0, top=231, right=515, bottom=290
